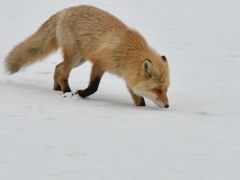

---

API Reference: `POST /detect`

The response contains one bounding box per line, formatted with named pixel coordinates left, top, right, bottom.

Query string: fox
left=4, top=5, right=170, bottom=108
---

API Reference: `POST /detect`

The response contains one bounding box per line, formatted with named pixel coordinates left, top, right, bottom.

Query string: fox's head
left=132, top=55, right=170, bottom=108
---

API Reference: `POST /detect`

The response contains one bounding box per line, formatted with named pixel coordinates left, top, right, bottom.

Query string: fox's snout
left=152, top=88, right=169, bottom=109
left=153, top=98, right=169, bottom=108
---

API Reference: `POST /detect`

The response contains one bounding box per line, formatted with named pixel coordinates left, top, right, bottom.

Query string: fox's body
left=5, top=5, right=170, bottom=108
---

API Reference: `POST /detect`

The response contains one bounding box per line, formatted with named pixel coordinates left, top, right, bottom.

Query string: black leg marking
left=54, top=84, right=62, bottom=91
left=77, top=76, right=101, bottom=98
left=139, top=97, right=146, bottom=106
left=62, top=79, right=71, bottom=93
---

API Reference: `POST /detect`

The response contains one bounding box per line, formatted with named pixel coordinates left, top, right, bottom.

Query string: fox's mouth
left=149, top=97, right=168, bottom=108
left=153, top=98, right=167, bottom=108
left=153, top=98, right=169, bottom=108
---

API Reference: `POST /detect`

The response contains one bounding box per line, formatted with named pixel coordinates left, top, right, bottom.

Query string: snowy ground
left=1, top=0, right=240, bottom=179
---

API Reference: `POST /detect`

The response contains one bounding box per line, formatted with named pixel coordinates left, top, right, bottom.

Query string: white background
left=1, top=0, right=240, bottom=179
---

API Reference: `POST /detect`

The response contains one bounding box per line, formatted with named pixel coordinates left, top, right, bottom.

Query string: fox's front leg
left=76, top=64, right=105, bottom=98
left=127, top=86, right=146, bottom=106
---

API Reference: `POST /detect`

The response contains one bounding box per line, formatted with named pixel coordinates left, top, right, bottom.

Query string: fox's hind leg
left=76, top=64, right=105, bottom=98
left=57, top=57, right=72, bottom=93
left=127, top=86, right=146, bottom=106
left=54, top=49, right=86, bottom=93
left=54, top=62, right=63, bottom=91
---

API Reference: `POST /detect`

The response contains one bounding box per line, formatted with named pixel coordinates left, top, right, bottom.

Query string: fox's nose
left=165, top=104, right=169, bottom=108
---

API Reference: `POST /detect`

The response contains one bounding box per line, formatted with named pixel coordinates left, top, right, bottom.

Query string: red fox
left=4, top=5, right=170, bottom=108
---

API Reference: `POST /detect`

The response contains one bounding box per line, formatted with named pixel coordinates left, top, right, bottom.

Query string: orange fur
left=4, top=5, right=170, bottom=108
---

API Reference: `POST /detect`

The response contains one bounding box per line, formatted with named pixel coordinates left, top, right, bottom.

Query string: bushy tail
left=4, top=13, right=59, bottom=74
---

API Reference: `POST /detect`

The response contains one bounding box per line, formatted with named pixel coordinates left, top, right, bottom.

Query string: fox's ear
left=142, top=59, right=153, bottom=78
left=162, top=55, right=167, bottom=62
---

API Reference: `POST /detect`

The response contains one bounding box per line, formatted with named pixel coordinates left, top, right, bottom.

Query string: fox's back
left=57, top=5, right=128, bottom=51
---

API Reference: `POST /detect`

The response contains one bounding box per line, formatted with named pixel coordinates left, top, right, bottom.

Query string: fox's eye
left=154, top=89, right=162, bottom=94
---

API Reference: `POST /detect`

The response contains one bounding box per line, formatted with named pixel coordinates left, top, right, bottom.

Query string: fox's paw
left=62, top=92, right=74, bottom=98
left=54, top=84, right=62, bottom=91
left=76, top=90, right=88, bottom=98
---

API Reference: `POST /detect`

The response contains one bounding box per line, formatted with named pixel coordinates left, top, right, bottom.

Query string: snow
left=1, top=0, right=240, bottom=179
